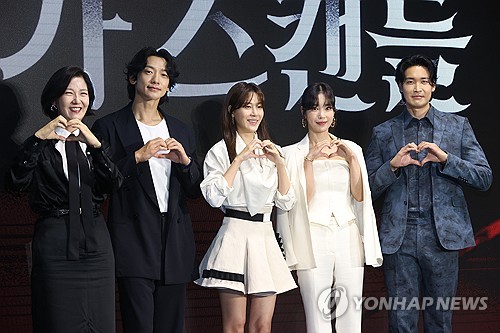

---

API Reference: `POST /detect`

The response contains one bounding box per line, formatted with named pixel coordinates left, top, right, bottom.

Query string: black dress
left=10, top=135, right=123, bottom=333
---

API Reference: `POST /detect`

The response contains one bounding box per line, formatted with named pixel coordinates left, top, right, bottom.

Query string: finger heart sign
left=156, top=139, right=171, bottom=155
left=254, top=147, right=265, bottom=157
left=157, top=149, right=170, bottom=155
left=263, top=143, right=274, bottom=152
left=417, top=147, right=428, bottom=157
left=321, top=143, right=338, bottom=158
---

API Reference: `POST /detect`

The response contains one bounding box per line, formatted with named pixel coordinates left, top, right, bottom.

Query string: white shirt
left=55, top=129, right=88, bottom=180
left=200, top=133, right=295, bottom=216
left=136, top=119, right=171, bottom=212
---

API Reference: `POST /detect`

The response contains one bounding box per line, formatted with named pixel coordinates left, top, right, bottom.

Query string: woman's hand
left=235, top=138, right=266, bottom=162
left=34, top=115, right=69, bottom=141
left=65, top=119, right=102, bottom=148
left=261, top=140, right=284, bottom=165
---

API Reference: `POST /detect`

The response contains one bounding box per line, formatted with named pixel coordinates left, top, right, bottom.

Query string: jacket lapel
left=295, top=135, right=310, bottom=212
left=432, top=106, right=446, bottom=147
left=390, top=112, right=405, bottom=154
left=114, top=104, right=160, bottom=211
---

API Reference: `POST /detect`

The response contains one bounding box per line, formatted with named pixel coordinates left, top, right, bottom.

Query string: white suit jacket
left=276, top=134, right=383, bottom=270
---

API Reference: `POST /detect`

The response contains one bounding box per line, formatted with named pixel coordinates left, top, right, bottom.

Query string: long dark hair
left=40, top=66, right=95, bottom=119
left=222, top=82, right=271, bottom=162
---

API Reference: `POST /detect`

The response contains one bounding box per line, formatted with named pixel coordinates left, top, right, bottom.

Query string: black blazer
left=92, top=103, right=202, bottom=284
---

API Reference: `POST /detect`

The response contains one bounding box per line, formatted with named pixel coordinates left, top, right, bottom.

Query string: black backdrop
left=1, top=1, right=499, bottom=332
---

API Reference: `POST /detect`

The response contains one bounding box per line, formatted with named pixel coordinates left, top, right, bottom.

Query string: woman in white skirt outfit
left=277, top=82, right=383, bottom=333
left=195, top=82, right=296, bottom=332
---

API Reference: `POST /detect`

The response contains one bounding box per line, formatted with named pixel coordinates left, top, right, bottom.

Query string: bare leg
left=247, top=294, right=276, bottom=333
left=219, top=290, right=248, bottom=333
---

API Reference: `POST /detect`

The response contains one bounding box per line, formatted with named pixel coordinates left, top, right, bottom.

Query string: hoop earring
left=301, top=118, right=307, bottom=128
left=50, top=104, right=58, bottom=113
left=330, top=117, right=336, bottom=128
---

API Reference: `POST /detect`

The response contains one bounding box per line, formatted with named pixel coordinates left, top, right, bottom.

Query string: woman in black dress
left=10, top=66, right=122, bottom=333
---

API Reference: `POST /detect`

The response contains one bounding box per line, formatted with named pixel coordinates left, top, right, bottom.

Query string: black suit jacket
left=92, top=103, right=202, bottom=284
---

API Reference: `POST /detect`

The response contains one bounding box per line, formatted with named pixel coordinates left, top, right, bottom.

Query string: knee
left=248, top=319, right=272, bottom=333
left=224, top=320, right=246, bottom=333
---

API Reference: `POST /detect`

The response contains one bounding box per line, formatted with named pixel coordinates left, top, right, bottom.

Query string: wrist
left=304, top=156, right=314, bottom=163
left=34, top=130, right=46, bottom=140
left=182, top=156, right=192, bottom=168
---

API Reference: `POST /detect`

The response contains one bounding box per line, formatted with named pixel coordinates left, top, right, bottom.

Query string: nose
left=151, top=72, right=159, bottom=84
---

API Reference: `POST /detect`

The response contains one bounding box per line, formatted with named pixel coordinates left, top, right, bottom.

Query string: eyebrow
left=404, top=77, right=430, bottom=80
left=144, top=64, right=167, bottom=72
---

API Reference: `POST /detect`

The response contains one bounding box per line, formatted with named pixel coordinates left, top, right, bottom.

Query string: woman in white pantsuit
left=277, top=82, right=383, bottom=333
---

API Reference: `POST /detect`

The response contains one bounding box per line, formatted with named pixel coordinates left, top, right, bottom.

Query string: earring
left=231, top=114, right=235, bottom=125
left=330, top=117, right=336, bottom=128
left=50, top=105, right=58, bottom=113
left=301, top=118, right=307, bottom=128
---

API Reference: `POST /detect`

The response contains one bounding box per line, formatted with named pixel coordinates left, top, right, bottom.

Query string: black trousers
left=117, top=277, right=187, bottom=333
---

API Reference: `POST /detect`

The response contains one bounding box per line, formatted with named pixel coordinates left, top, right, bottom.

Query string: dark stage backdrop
left=1, top=1, right=499, bottom=332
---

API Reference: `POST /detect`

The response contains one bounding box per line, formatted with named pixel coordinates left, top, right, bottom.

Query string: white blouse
left=200, top=133, right=295, bottom=216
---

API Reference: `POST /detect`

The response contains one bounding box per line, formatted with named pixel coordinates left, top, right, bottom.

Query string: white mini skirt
left=194, top=216, right=297, bottom=295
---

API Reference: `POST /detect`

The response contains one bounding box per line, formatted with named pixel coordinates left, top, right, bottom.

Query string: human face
left=400, top=65, right=436, bottom=116
left=233, top=93, right=263, bottom=136
left=131, top=56, right=170, bottom=102
left=54, top=76, right=89, bottom=121
left=304, top=93, right=335, bottom=134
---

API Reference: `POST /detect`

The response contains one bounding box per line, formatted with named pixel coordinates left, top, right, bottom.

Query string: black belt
left=225, top=209, right=265, bottom=222
left=41, top=206, right=100, bottom=218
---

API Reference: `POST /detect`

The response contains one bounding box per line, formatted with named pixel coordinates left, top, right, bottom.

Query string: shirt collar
left=403, top=106, right=435, bottom=129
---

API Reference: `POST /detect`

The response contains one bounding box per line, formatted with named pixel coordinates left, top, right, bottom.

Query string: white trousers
left=297, top=221, right=365, bottom=333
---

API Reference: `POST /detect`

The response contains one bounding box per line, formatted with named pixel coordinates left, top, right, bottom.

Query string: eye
left=421, top=79, right=430, bottom=85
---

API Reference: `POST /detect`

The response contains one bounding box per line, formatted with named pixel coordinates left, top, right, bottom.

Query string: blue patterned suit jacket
left=365, top=106, right=492, bottom=254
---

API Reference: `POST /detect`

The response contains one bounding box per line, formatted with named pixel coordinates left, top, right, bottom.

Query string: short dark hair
left=40, top=66, right=95, bottom=119
left=125, top=47, right=180, bottom=105
left=395, top=54, right=438, bottom=86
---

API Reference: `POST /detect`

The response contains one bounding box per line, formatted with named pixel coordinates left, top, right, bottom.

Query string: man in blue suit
left=92, top=47, right=202, bottom=333
left=366, top=54, right=492, bottom=332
